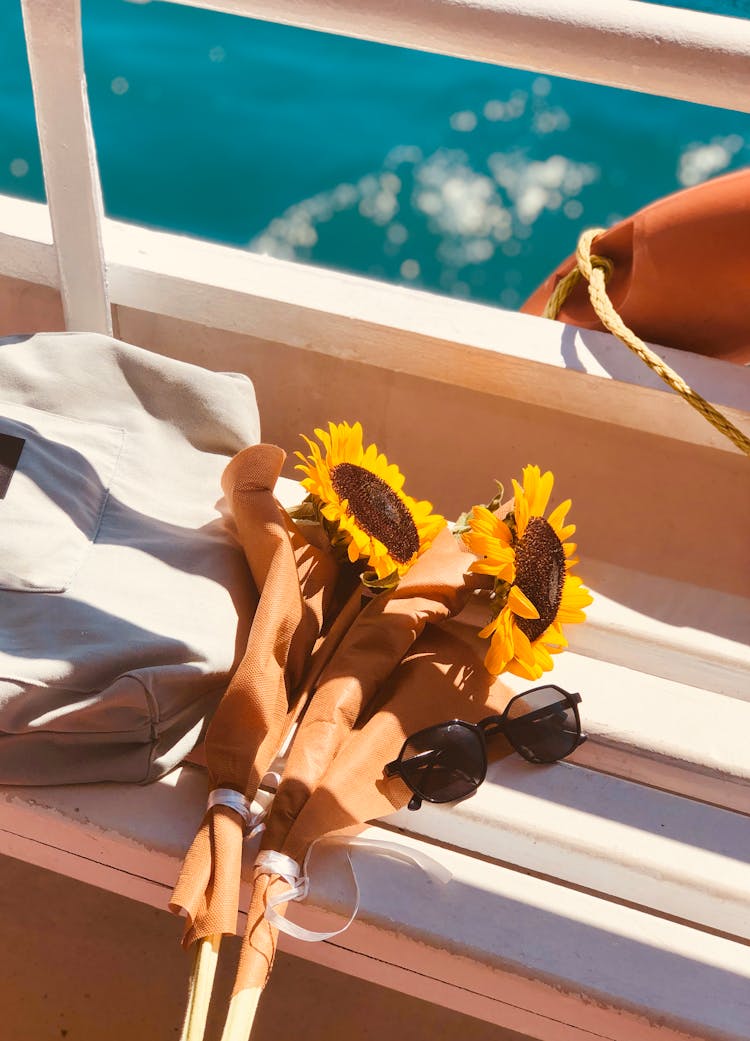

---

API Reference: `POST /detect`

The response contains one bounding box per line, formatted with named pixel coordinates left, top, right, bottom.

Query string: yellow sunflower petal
left=371, top=452, right=388, bottom=478
left=509, top=622, right=536, bottom=667
left=508, top=585, right=540, bottom=620
left=557, top=606, right=588, bottom=624
left=469, top=506, right=513, bottom=544
left=541, top=623, right=568, bottom=650
left=512, top=478, right=530, bottom=538
left=524, top=465, right=554, bottom=517
left=532, top=643, right=555, bottom=672
left=314, top=426, right=332, bottom=458
left=562, top=575, right=594, bottom=608
left=547, top=498, right=572, bottom=535
left=533, top=468, right=558, bottom=516
left=506, top=657, right=545, bottom=681
left=556, top=576, right=593, bottom=623
left=467, top=505, right=496, bottom=534
left=465, top=538, right=515, bottom=567
left=361, top=442, right=379, bottom=469
left=480, top=608, right=515, bottom=675
left=384, top=463, right=406, bottom=491
left=478, top=615, right=501, bottom=640
left=469, top=559, right=512, bottom=577
left=484, top=631, right=513, bottom=676
left=349, top=422, right=364, bottom=460
left=521, top=464, right=540, bottom=502
left=321, top=503, right=341, bottom=522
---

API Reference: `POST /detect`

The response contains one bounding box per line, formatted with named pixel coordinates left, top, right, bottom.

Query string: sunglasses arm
left=386, top=748, right=453, bottom=811
left=383, top=759, right=426, bottom=811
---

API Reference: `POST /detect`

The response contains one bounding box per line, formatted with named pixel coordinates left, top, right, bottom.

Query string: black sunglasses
left=384, top=684, right=585, bottom=811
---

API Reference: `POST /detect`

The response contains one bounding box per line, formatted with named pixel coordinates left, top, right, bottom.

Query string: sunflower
left=295, top=421, right=446, bottom=585
left=463, top=465, right=593, bottom=680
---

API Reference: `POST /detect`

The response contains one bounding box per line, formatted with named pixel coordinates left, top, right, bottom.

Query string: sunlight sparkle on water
left=9, top=158, right=28, bottom=178
left=677, top=134, right=745, bottom=186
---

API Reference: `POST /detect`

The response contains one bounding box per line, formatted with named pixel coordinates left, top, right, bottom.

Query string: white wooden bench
left=1, top=2, right=749, bottom=1039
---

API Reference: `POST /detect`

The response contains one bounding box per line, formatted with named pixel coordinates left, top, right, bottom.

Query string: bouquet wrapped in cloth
left=218, top=527, right=477, bottom=1037
left=170, top=443, right=358, bottom=1041
left=217, top=458, right=592, bottom=1040
left=171, top=417, right=592, bottom=1041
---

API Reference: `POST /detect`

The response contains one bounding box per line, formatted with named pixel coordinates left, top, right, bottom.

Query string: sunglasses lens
left=505, top=687, right=580, bottom=762
left=400, top=723, right=485, bottom=804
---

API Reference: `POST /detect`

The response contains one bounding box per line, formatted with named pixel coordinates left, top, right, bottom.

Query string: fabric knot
left=253, top=835, right=452, bottom=944
left=208, top=788, right=273, bottom=837
left=254, top=850, right=303, bottom=889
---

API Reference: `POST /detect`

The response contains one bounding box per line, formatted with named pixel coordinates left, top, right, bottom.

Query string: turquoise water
left=2, top=0, right=750, bottom=307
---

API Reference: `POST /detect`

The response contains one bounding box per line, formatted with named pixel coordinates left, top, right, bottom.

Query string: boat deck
left=1, top=2, right=749, bottom=1038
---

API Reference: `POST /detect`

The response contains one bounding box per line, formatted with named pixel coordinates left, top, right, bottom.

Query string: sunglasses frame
left=384, top=684, right=585, bottom=810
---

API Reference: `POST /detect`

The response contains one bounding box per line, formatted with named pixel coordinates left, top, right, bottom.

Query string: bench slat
left=2, top=770, right=749, bottom=1041
left=385, top=758, right=750, bottom=940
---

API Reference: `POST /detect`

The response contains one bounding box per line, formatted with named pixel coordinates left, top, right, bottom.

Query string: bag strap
left=544, top=227, right=750, bottom=456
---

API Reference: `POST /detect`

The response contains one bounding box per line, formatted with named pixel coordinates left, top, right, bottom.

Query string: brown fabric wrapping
left=233, top=872, right=290, bottom=995
left=522, top=168, right=750, bottom=364
left=286, top=626, right=515, bottom=861
left=231, top=528, right=477, bottom=994
left=261, top=525, right=473, bottom=857
left=231, top=524, right=481, bottom=995
left=169, top=444, right=339, bottom=947
left=233, top=626, right=514, bottom=992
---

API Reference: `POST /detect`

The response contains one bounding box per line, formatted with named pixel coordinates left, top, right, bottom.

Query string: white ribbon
left=208, top=773, right=280, bottom=838
left=254, top=835, right=452, bottom=943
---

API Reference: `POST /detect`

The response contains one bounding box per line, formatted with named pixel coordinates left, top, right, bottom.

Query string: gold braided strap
left=544, top=227, right=750, bottom=456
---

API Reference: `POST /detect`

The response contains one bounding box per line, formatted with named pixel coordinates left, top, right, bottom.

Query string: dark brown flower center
left=513, top=517, right=565, bottom=643
left=331, top=462, right=420, bottom=565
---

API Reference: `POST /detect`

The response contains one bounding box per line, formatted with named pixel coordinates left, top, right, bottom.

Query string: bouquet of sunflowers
left=295, top=421, right=591, bottom=681
left=173, top=420, right=592, bottom=1041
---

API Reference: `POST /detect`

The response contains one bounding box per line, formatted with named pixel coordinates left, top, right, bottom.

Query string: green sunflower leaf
left=484, top=481, right=505, bottom=514
left=360, top=568, right=400, bottom=594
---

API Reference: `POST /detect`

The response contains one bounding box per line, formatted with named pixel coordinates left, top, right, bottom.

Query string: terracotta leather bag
left=522, top=168, right=750, bottom=365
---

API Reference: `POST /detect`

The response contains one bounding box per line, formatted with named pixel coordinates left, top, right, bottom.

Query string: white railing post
left=20, top=0, right=112, bottom=334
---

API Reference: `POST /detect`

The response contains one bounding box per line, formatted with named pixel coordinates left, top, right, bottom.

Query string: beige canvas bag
left=0, top=332, right=260, bottom=784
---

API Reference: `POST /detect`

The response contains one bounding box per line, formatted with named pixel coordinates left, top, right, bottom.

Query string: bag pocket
left=0, top=402, right=124, bottom=593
